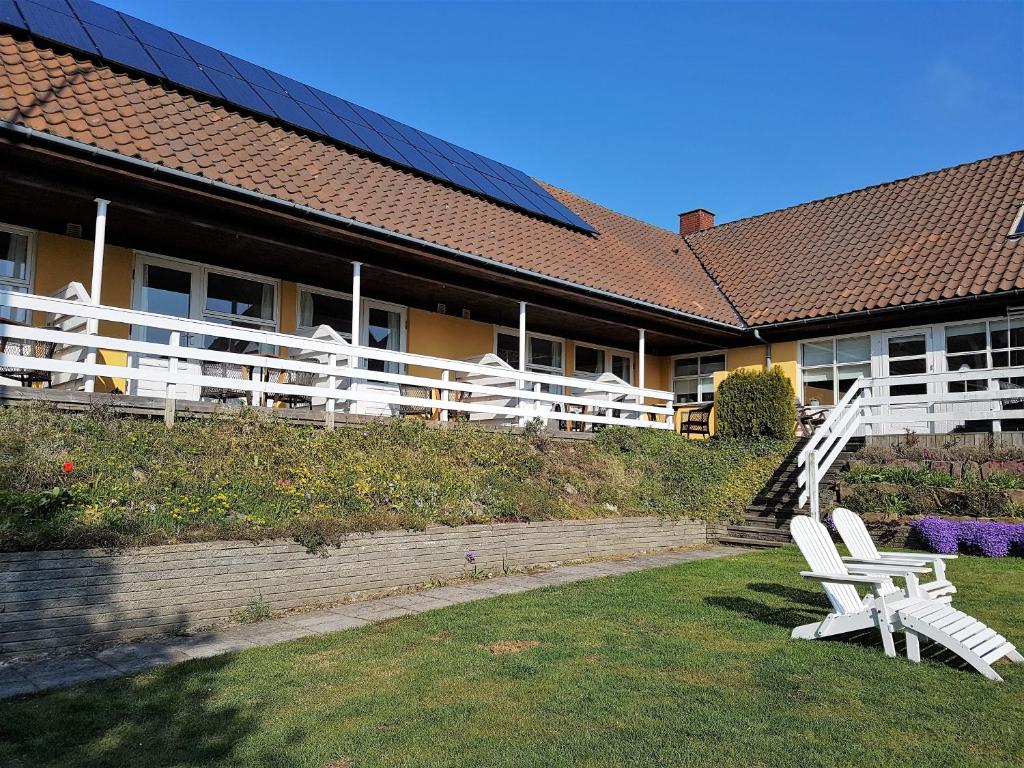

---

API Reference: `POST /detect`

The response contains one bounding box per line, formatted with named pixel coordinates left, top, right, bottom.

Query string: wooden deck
left=0, top=385, right=597, bottom=439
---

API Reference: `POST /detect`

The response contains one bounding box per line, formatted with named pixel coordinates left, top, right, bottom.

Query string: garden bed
left=0, top=404, right=791, bottom=552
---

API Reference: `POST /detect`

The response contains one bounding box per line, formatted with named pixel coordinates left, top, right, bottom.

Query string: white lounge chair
left=832, top=507, right=957, bottom=600
left=790, top=515, right=1022, bottom=681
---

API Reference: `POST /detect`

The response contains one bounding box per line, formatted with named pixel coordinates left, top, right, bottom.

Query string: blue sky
left=106, top=0, right=1022, bottom=228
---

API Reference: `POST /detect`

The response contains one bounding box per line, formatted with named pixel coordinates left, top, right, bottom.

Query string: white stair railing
left=797, top=366, right=1024, bottom=519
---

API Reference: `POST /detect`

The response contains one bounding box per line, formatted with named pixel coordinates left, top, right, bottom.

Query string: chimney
left=678, top=208, right=715, bottom=236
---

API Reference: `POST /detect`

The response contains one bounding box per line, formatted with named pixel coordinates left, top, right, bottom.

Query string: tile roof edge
left=687, top=148, right=1024, bottom=236
left=0, top=118, right=747, bottom=331
left=678, top=237, right=747, bottom=328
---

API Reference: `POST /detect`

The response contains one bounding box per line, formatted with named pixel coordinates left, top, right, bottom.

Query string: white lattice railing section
left=797, top=367, right=1024, bottom=518
left=0, top=288, right=674, bottom=430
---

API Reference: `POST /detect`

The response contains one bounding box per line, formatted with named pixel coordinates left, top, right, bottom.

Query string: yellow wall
left=406, top=308, right=494, bottom=378
left=33, top=232, right=134, bottom=393
left=672, top=340, right=802, bottom=436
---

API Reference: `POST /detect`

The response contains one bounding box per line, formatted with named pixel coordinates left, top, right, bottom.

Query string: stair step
left=719, top=536, right=786, bottom=548
left=726, top=526, right=791, bottom=539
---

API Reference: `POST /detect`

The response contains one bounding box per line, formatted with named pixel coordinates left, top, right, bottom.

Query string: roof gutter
left=0, top=120, right=746, bottom=333
left=751, top=290, right=1024, bottom=332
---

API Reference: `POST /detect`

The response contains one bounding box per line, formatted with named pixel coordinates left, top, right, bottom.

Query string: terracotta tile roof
left=685, top=151, right=1024, bottom=326
left=0, top=34, right=743, bottom=327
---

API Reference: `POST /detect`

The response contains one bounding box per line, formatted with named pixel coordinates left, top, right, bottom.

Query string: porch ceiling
left=0, top=137, right=744, bottom=354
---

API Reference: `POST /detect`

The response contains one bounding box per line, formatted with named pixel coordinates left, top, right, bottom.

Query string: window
left=495, top=329, right=564, bottom=393
left=574, top=344, right=605, bottom=377
left=672, top=352, right=725, bottom=404
left=0, top=224, right=35, bottom=323
left=297, top=287, right=353, bottom=338
left=800, top=335, right=871, bottom=405
left=202, top=272, right=276, bottom=354
left=946, top=318, right=1024, bottom=391
left=611, top=354, right=632, bottom=384
left=573, top=345, right=633, bottom=384
left=1011, top=203, right=1024, bottom=237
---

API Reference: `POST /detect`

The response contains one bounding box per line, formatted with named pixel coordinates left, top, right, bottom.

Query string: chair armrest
left=875, top=552, right=958, bottom=562
left=800, top=571, right=891, bottom=586
left=839, top=561, right=937, bottom=573
left=846, top=563, right=932, bottom=579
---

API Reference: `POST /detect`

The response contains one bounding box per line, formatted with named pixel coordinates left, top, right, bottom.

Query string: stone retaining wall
left=0, top=516, right=710, bottom=659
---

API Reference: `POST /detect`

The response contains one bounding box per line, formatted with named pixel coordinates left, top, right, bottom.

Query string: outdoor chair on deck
left=199, top=361, right=251, bottom=404
left=796, top=401, right=828, bottom=436
left=265, top=368, right=315, bottom=409
left=397, top=383, right=435, bottom=419
left=0, top=332, right=56, bottom=387
left=678, top=402, right=713, bottom=437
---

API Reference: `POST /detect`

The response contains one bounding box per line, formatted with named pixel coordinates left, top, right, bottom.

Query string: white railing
left=0, top=289, right=674, bottom=430
left=797, top=367, right=1024, bottom=518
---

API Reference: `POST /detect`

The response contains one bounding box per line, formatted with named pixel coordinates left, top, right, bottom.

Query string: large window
left=946, top=319, right=1024, bottom=391
left=496, top=329, right=564, bottom=392
left=134, top=254, right=278, bottom=354
left=672, top=352, right=725, bottom=404
left=297, top=286, right=353, bottom=339
left=574, top=344, right=634, bottom=384
left=0, top=224, right=35, bottom=323
left=800, top=335, right=871, bottom=405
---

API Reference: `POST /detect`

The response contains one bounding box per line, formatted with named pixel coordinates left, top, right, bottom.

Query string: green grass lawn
left=2, top=548, right=1022, bottom=768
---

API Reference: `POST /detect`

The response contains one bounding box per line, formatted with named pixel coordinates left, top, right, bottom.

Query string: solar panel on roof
left=202, top=67, right=273, bottom=116
left=86, top=24, right=159, bottom=75
left=18, top=1, right=96, bottom=53
left=0, top=0, right=26, bottom=29
left=0, top=0, right=597, bottom=234
left=145, top=46, right=221, bottom=98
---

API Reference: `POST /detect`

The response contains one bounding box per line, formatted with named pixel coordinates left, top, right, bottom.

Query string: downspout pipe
left=752, top=328, right=772, bottom=368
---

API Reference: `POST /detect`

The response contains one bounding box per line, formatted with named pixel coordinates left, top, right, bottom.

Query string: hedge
left=714, top=366, right=796, bottom=439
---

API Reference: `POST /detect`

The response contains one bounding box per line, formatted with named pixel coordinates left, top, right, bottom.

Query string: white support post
left=441, top=369, right=450, bottom=423
left=164, top=330, right=179, bottom=427
left=807, top=449, right=820, bottom=521
left=326, top=351, right=337, bottom=430
left=350, top=261, right=362, bottom=414
left=518, top=301, right=527, bottom=424
left=638, top=328, right=646, bottom=410
left=84, top=198, right=109, bottom=394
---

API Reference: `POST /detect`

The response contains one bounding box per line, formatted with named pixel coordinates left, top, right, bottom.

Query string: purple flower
left=960, top=521, right=1011, bottom=558
left=912, top=517, right=960, bottom=554
left=911, top=517, right=1024, bottom=558
left=823, top=514, right=837, bottom=534
left=465, top=550, right=477, bottom=564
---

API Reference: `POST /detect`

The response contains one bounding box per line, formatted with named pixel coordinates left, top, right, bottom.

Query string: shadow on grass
left=704, top=596, right=820, bottom=630
left=0, top=655, right=266, bottom=768
left=746, top=582, right=830, bottom=608
left=707, top=593, right=982, bottom=677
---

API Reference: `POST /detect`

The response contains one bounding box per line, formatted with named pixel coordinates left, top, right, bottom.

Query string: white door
left=358, top=300, right=406, bottom=415
left=131, top=256, right=202, bottom=399
left=880, top=329, right=934, bottom=434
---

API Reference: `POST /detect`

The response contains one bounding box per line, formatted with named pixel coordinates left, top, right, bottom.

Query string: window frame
left=132, top=251, right=280, bottom=338
left=295, top=283, right=354, bottom=339
left=670, top=350, right=727, bottom=404
left=798, top=332, right=873, bottom=406
left=0, top=222, right=37, bottom=323
left=493, top=326, right=566, bottom=376
left=572, top=342, right=635, bottom=384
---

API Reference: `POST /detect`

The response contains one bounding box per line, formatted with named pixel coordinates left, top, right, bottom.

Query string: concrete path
left=0, top=545, right=746, bottom=699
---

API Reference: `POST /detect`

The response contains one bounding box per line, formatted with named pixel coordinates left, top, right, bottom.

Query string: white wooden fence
left=0, top=288, right=674, bottom=430
left=797, top=367, right=1024, bottom=517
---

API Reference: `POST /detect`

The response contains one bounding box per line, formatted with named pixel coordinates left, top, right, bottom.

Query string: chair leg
left=905, top=630, right=921, bottom=663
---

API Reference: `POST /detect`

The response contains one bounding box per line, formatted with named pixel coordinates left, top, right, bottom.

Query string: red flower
left=62, top=461, right=74, bottom=474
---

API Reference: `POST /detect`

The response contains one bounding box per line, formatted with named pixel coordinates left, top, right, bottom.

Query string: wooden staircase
left=720, top=437, right=864, bottom=548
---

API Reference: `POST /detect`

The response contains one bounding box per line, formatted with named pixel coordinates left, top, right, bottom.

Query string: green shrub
left=0, top=404, right=793, bottom=551
left=714, top=367, right=796, bottom=439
